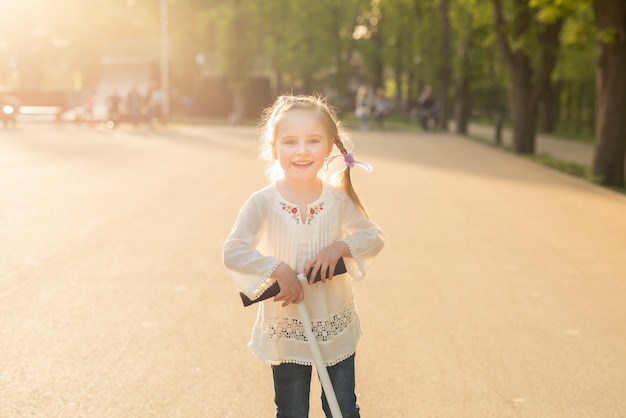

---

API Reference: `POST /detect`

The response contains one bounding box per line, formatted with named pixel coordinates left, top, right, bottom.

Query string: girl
left=223, top=95, right=384, bottom=418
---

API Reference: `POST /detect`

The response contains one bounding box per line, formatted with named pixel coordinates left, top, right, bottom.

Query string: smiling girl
left=223, top=95, right=384, bottom=418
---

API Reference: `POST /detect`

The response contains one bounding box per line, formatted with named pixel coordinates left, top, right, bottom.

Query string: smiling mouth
left=293, top=161, right=313, bottom=167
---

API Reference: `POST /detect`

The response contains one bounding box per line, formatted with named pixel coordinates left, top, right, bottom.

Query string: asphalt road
left=1, top=122, right=625, bottom=417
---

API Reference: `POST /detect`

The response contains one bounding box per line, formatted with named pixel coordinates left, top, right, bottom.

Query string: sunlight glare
left=353, top=25, right=370, bottom=40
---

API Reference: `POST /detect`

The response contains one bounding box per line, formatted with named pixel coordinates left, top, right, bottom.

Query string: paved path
left=465, top=123, right=597, bottom=167
left=1, top=123, right=625, bottom=417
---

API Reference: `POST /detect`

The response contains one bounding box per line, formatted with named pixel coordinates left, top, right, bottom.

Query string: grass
left=524, top=153, right=597, bottom=181
left=549, top=125, right=594, bottom=143
left=526, top=154, right=625, bottom=194
left=471, top=116, right=595, bottom=143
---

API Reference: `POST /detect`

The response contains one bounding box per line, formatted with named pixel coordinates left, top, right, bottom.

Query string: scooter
left=240, top=259, right=347, bottom=417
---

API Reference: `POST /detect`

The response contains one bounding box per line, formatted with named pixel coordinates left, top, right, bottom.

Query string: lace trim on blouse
left=248, top=260, right=282, bottom=301
left=339, top=239, right=364, bottom=279
left=268, top=350, right=357, bottom=367
left=263, top=304, right=355, bottom=342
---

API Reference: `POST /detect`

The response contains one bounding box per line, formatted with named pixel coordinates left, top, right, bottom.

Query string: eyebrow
left=278, top=133, right=325, bottom=140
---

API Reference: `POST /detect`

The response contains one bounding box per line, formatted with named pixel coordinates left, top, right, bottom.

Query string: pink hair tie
left=325, top=153, right=373, bottom=173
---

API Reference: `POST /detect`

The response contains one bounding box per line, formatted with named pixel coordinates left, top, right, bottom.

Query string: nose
left=296, top=141, right=308, bottom=154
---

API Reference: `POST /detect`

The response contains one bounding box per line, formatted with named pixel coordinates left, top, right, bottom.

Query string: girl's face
left=273, top=109, right=333, bottom=184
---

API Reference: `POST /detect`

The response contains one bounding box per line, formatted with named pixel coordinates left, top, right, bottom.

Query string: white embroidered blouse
left=223, top=181, right=385, bottom=366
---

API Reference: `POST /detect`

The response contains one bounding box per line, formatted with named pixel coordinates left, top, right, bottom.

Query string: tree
left=217, top=0, right=257, bottom=124
left=401, top=0, right=444, bottom=110
left=549, top=7, right=595, bottom=136
left=453, top=29, right=472, bottom=134
left=361, top=0, right=386, bottom=90
left=438, top=0, right=452, bottom=131
left=452, top=0, right=508, bottom=134
left=591, top=0, right=626, bottom=187
left=491, top=0, right=564, bottom=154
left=379, top=0, right=417, bottom=111
left=257, top=0, right=365, bottom=107
left=328, top=0, right=367, bottom=107
left=450, top=0, right=496, bottom=134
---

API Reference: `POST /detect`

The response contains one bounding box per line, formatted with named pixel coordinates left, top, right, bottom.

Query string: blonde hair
left=258, top=94, right=369, bottom=217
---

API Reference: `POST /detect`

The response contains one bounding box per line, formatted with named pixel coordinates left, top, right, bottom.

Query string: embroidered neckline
left=275, top=182, right=327, bottom=225
left=280, top=201, right=325, bottom=224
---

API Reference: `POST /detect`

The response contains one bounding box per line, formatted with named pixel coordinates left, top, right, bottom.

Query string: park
left=1, top=120, right=626, bottom=417
left=1, top=1, right=625, bottom=417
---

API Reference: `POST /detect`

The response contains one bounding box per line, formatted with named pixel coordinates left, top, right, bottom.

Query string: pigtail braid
left=334, top=137, right=369, bottom=218
left=259, top=94, right=371, bottom=217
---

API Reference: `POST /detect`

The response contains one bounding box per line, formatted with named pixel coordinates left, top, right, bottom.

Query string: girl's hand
left=304, top=241, right=351, bottom=284
left=273, top=263, right=304, bottom=307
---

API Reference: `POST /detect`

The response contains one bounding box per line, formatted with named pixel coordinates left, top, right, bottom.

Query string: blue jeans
left=271, top=354, right=360, bottom=418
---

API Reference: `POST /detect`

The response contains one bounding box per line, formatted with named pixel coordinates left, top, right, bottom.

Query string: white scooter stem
left=296, top=273, right=342, bottom=418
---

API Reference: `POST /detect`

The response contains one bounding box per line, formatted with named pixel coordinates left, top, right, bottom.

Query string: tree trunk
left=455, top=37, right=472, bottom=135
left=371, top=15, right=385, bottom=90
left=539, top=81, right=559, bottom=132
left=492, top=0, right=562, bottom=155
left=455, top=79, right=470, bottom=134
left=508, top=53, right=537, bottom=154
left=407, top=70, right=416, bottom=117
left=394, top=69, right=403, bottom=114
left=592, top=0, right=626, bottom=187
left=437, top=0, right=451, bottom=131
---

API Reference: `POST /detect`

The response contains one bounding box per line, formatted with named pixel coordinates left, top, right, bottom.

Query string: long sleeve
left=223, top=182, right=384, bottom=367
left=222, top=192, right=282, bottom=300
left=340, top=196, right=385, bottom=280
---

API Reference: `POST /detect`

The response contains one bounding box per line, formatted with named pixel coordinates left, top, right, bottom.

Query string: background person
left=373, top=86, right=389, bottom=130
left=354, top=86, right=372, bottom=131
left=418, top=84, right=438, bottom=131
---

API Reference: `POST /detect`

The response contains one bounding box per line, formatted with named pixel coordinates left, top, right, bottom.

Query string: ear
left=325, top=138, right=335, bottom=157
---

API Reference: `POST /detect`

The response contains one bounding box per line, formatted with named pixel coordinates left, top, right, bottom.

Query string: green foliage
left=216, top=3, right=257, bottom=90
left=450, top=0, right=504, bottom=89
left=530, top=0, right=588, bottom=23
left=597, top=28, right=619, bottom=43
left=0, top=0, right=613, bottom=139
left=560, top=6, right=594, bottom=47
left=553, top=5, right=594, bottom=82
